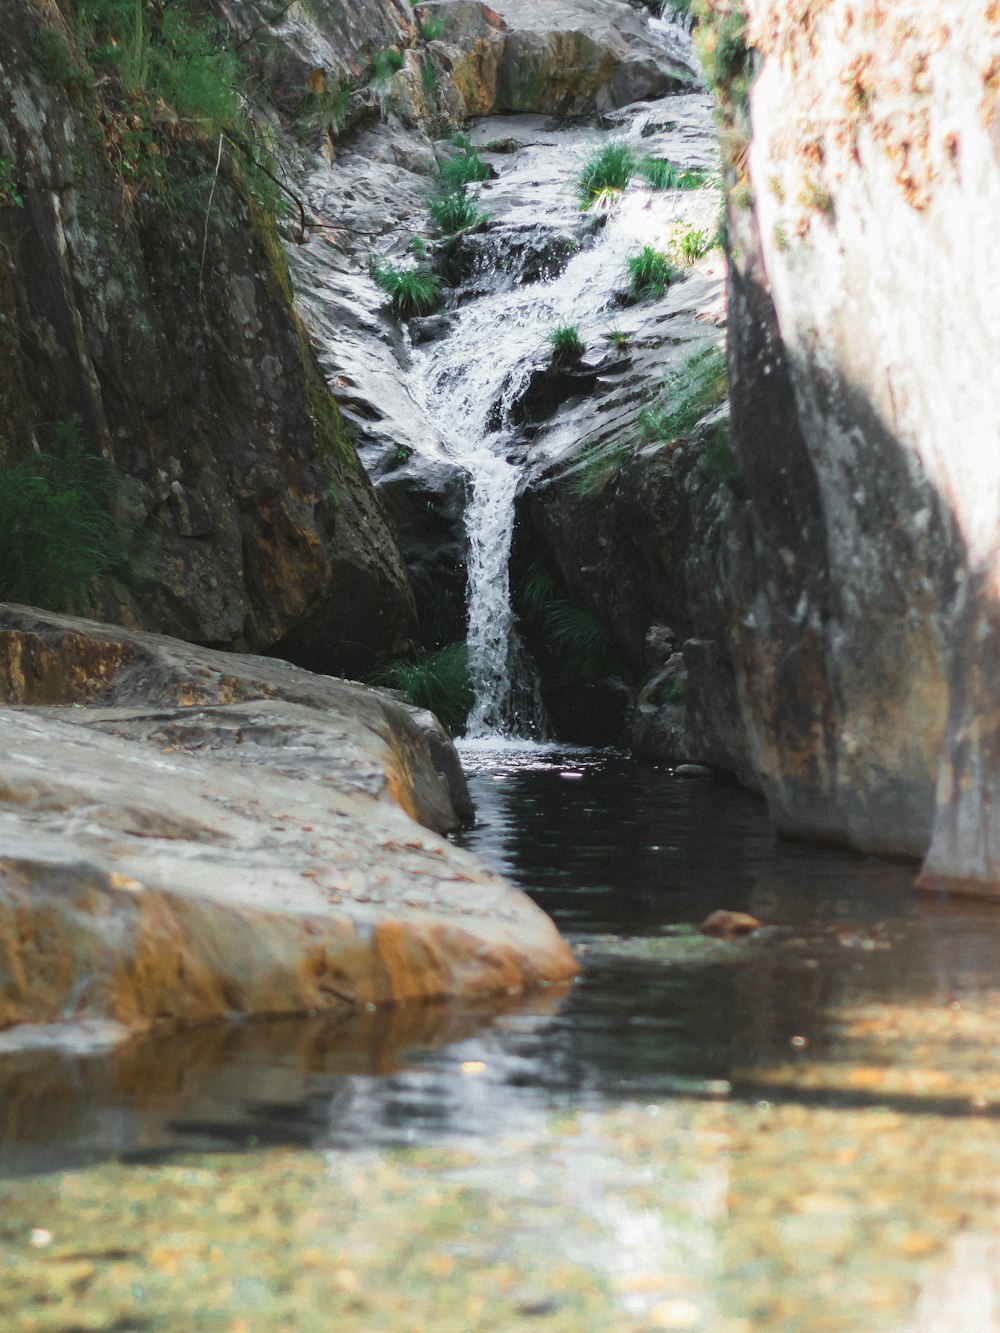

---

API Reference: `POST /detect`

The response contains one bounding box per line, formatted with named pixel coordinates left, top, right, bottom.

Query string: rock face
left=412, top=0, right=695, bottom=118
left=0, top=606, right=577, bottom=1034
left=0, top=0, right=416, bottom=673
left=714, top=3, right=1000, bottom=888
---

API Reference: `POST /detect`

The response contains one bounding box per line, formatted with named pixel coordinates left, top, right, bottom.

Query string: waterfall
left=412, top=183, right=684, bottom=738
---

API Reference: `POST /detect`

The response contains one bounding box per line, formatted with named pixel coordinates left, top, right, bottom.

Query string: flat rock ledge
left=0, top=606, right=577, bottom=1037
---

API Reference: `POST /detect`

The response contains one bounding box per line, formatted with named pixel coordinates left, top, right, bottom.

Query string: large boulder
left=714, top=3, right=1000, bottom=889
left=414, top=0, right=697, bottom=116
left=0, top=606, right=577, bottom=1034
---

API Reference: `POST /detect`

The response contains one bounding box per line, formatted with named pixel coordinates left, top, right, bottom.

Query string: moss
left=303, top=351, right=359, bottom=500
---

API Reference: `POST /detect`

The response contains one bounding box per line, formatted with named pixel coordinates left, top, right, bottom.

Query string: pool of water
left=5, top=746, right=998, bottom=1179
left=7, top=750, right=1000, bottom=1330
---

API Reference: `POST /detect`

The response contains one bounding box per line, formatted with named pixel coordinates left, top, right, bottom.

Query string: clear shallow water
left=5, top=748, right=999, bottom=1179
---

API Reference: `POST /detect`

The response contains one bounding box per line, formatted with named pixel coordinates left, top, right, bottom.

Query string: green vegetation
left=673, top=224, right=713, bottom=264
left=0, top=416, right=127, bottom=610
left=368, top=48, right=405, bottom=86
left=369, top=642, right=473, bottom=735
left=639, top=345, right=728, bottom=443
left=800, top=178, right=834, bottom=218
left=371, top=260, right=443, bottom=317
left=0, top=158, right=22, bottom=207
left=652, top=675, right=686, bottom=706
left=420, top=16, right=446, bottom=40
left=639, top=157, right=706, bottom=190
left=31, top=26, right=90, bottom=90
left=703, top=422, right=746, bottom=497
left=438, top=136, right=490, bottom=191
left=521, top=565, right=610, bottom=678
left=294, top=78, right=353, bottom=141
left=547, top=323, right=585, bottom=367
left=626, top=246, right=678, bottom=298
left=428, top=190, right=486, bottom=235
left=693, top=1, right=753, bottom=113
left=421, top=59, right=437, bottom=96
left=567, top=438, right=631, bottom=498
left=577, top=140, right=636, bottom=207
left=607, top=328, right=630, bottom=350
left=29, top=0, right=285, bottom=216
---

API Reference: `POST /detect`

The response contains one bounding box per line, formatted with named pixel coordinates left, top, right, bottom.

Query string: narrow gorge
left=4, top=1, right=1000, bottom=1327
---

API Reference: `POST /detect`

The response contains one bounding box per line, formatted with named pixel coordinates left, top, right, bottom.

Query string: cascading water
left=411, top=99, right=705, bottom=739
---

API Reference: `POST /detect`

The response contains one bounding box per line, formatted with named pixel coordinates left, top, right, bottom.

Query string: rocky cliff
left=0, top=0, right=416, bottom=674
left=704, top=1, right=1000, bottom=890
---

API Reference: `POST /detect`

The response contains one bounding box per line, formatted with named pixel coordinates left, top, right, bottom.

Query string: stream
left=6, top=749, right=1000, bottom=1329
left=4, top=21, right=1000, bottom=1330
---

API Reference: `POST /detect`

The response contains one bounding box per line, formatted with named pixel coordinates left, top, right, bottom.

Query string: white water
left=412, top=159, right=701, bottom=737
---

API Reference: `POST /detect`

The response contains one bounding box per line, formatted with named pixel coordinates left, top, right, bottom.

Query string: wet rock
left=699, top=910, right=762, bottom=941
left=0, top=606, right=576, bottom=1034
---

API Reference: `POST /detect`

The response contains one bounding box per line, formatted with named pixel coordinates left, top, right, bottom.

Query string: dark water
left=2, top=744, right=997, bottom=1178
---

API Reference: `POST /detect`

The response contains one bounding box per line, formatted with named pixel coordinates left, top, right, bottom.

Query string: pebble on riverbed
left=699, top=909, right=763, bottom=941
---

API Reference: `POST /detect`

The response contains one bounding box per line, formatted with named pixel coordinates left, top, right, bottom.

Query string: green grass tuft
left=626, top=246, right=678, bottom=298
left=673, top=225, right=714, bottom=264
left=639, top=345, right=728, bottom=443
left=368, top=48, right=405, bottom=85
left=420, top=15, right=446, bottom=40
left=567, top=438, right=631, bottom=498
left=577, top=140, right=636, bottom=206
left=428, top=190, right=487, bottom=234
left=437, top=138, right=490, bottom=191
left=371, top=260, right=443, bottom=317
left=0, top=416, right=127, bottom=610
left=368, top=642, right=473, bottom=735
left=0, top=158, right=22, bottom=207
left=547, top=323, right=585, bottom=366
left=639, top=157, right=706, bottom=190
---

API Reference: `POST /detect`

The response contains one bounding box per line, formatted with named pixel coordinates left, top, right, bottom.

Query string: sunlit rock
left=0, top=607, right=577, bottom=1034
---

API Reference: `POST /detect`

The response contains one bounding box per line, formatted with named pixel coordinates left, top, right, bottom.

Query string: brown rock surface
left=699, top=2, right=1000, bottom=891
left=0, top=606, right=577, bottom=1035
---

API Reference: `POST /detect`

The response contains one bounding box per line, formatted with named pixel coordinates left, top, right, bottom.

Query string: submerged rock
left=0, top=606, right=577, bottom=1035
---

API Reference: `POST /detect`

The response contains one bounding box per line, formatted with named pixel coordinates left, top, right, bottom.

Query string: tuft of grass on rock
left=577, top=140, right=636, bottom=207
left=371, top=260, right=442, bottom=317
left=0, top=415, right=127, bottom=610
left=547, top=323, right=585, bottom=367
left=428, top=190, right=487, bottom=235
left=521, top=564, right=610, bottom=677
left=673, top=224, right=714, bottom=264
left=438, top=136, right=490, bottom=190
left=639, top=157, right=706, bottom=190
left=639, top=344, right=728, bottom=443
left=626, top=245, right=678, bottom=298
left=368, top=48, right=405, bottom=86
left=567, top=437, right=631, bottom=498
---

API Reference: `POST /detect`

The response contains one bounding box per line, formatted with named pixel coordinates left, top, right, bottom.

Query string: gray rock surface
left=0, top=1, right=417, bottom=673
left=0, top=605, right=576, bottom=1035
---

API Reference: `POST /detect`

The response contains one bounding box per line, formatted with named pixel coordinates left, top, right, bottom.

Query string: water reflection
left=6, top=747, right=1000, bottom=1179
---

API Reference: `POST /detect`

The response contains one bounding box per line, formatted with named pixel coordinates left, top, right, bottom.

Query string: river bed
left=4, top=750, right=1000, bottom=1330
